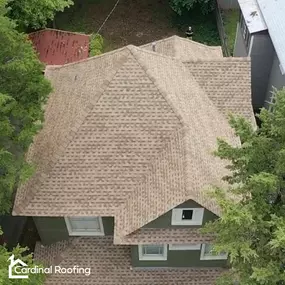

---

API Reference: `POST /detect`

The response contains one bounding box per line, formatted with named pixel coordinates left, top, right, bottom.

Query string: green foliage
left=0, top=1, right=52, bottom=213
left=222, top=9, right=239, bottom=55
left=89, top=34, right=104, bottom=57
left=0, top=228, right=45, bottom=284
left=8, top=0, right=73, bottom=29
left=170, top=0, right=215, bottom=15
left=202, top=88, right=285, bottom=284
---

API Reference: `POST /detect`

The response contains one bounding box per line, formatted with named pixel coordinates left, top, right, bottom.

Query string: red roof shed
left=29, top=29, right=90, bottom=65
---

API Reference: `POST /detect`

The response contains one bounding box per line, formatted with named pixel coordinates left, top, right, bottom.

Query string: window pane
left=143, top=245, right=164, bottom=255
left=69, top=217, right=100, bottom=231
left=204, top=244, right=213, bottom=255
left=204, top=244, right=226, bottom=257
left=182, top=210, right=193, bottom=220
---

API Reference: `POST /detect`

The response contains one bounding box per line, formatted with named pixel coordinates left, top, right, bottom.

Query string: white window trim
left=200, top=244, right=228, bottom=260
left=138, top=245, right=167, bottom=261
left=171, top=208, right=204, bottom=226
left=169, top=244, right=201, bottom=251
left=65, top=216, right=105, bottom=236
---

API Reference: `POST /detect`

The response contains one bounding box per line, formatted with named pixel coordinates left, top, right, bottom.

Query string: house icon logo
left=8, top=254, right=29, bottom=279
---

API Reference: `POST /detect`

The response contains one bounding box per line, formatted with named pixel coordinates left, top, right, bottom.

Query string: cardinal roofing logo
left=8, top=254, right=29, bottom=279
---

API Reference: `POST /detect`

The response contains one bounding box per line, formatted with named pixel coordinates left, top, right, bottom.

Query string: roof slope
left=29, top=29, right=89, bottom=65
left=13, top=37, right=253, bottom=243
left=257, top=0, right=285, bottom=71
left=34, top=237, right=225, bottom=285
left=141, top=35, right=223, bottom=61
left=184, top=58, right=255, bottom=123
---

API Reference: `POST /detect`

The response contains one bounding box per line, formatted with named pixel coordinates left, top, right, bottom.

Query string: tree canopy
left=0, top=0, right=52, bottom=213
left=8, top=0, right=73, bottom=29
left=0, top=228, right=45, bottom=284
left=203, top=88, right=285, bottom=284
left=170, top=0, right=214, bottom=15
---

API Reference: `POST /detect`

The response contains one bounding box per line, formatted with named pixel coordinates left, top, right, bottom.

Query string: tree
left=170, top=0, right=215, bottom=15
left=0, top=228, right=45, bottom=284
left=202, top=88, right=285, bottom=284
left=8, top=0, right=73, bottom=29
left=0, top=0, right=52, bottom=213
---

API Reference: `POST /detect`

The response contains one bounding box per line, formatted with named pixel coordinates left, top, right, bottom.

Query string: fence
left=217, top=0, right=239, bottom=9
left=215, top=4, right=231, bottom=56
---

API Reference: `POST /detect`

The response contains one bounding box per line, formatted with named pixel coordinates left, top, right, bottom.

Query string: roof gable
left=141, top=35, right=223, bottom=61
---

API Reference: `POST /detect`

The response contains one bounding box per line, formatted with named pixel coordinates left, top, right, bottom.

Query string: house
left=13, top=36, right=254, bottom=284
left=29, top=29, right=90, bottom=65
left=234, top=0, right=285, bottom=112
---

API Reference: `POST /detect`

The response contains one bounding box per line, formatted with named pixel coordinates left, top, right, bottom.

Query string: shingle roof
left=13, top=36, right=254, bottom=243
left=29, top=29, right=90, bottom=65
left=184, top=58, right=255, bottom=124
left=34, top=236, right=226, bottom=285
left=141, top=35, right=223, bottom=61
left=113, top=228, right=214, bottom=245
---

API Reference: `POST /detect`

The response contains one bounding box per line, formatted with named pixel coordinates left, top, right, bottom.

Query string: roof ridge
left=183, top=57, right=251, bottom=63
left=139, top=35, right=177, bottom=47
left=126, top=46, right=185, bottom=125
left=28, top=28, right=90, bottom=37
left=172, top=35, right=222, bottom=50
left=127, top=45, right=183, bottom=63
left=45, top=46, right=129, bottom=70
left=114, top=127, right=187, bottom=237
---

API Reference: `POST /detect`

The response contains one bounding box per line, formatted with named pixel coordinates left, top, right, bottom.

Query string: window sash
left=138, top=245, right=167, bottom=261
left=142, top=245, right=164, bottom=255
left=65, top=216, right=104, bottom=236
left=200, top=244, right=228, bottom=260
left=171, top=208, right=204, bottom=225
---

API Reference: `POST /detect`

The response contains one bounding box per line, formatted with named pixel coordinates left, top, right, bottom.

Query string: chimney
left=152, top=42, right=156, bottom=52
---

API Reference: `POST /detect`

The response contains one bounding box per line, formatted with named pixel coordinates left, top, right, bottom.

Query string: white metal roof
left=238, top=0, right=267, bottom=33
left=257, top=0, right=285, bottom=71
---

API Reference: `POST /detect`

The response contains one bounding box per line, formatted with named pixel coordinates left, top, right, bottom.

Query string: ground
left=54, top=0, right=220, bottom=52
left=222, top=9, right=239, bottom=55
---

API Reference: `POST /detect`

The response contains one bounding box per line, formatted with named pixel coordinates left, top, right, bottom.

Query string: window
left=240, top=13, right=251, bottom=49
left=169, top=244, right=201, bottom=250
left=138, top=244, right=167, bottom=261
left=65, top=216, right=104, bottom=236
left=265, top=90, right=277, bottom=112
left=171, top=208, right=204, bottom=225
left=200, top=244, right=228, bottom=260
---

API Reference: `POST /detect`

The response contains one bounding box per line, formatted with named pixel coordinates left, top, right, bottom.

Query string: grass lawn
left=222, top=9, right=239, bottom=55
left=54, top=0, right=221, bottom=52
left=172, top=7, right=221, bottom=46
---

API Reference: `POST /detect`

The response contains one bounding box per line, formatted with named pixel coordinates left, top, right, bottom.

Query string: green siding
left=33, top=217, right=69, bottom=245
left=102, top=217, right=114, bottom=235
left=131, top=245, right=228, bottom=268
left=34, top=216, right=114, bottom=245
left=143, top=200, right=218, bottom=228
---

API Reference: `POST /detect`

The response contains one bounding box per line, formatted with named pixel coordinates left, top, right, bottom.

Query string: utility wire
left=95, top=0, right=120, bottom=35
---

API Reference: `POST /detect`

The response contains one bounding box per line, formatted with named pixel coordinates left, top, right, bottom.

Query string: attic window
left=171, top=208, right=204, bottom=226
left=182, top=210, right=193, bottom=220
